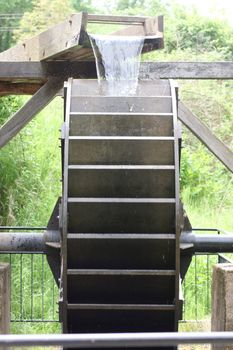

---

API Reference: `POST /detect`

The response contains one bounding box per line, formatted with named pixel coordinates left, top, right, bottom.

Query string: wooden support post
left=0, top=263, right=10, bottom=334
left=178, top=101, right=233, bottom=173
left=0, top=77, right=64, bottom=149
left=212, top=264, right=233, bottom=350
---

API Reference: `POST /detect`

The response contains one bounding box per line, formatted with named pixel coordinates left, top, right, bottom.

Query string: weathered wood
left=0, top=13, right=163, bottom=63
left=0, top=82, right=44, bottom=95
left=0, top=13, right=88, bottom=62
left=0, top=78, right=64, bottom=149
left=0, top=61, right=97, bottom=95
left=0, top=61, right=96, bottom=80
left=88, top=14, right=147, bottom=24
left=178, top=101, right=233, bottom=173
left=0, top=61, right=233, bottom=96
left=1, top=62, right=233, bottom=84
left=140, top=62, right=233, bottom=79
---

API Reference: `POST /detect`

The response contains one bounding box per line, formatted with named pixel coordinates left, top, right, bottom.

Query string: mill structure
left=0, top=12, right=233, bottom=349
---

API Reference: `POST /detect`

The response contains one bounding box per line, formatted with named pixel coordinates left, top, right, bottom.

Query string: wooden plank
left=178, top=101, right=233, bottom=173
left=1, top=61, right=233, bottom=95
left=0, top=78, right=64, bottom=149
left=0, top=61, right=96, bottom=80
left=0, top=13, right=87, bottom=62
left=140, top=62, right=233, bottom=79
left=1, top=62, right=233, bottom=83
left=87, top=14, right=147, bottom=24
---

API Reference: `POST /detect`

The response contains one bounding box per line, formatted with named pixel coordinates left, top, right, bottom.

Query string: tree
left=0, top=0, right=33, bottom=51
left=71, top=0, right=95, bottom=13
left=114, top=0, right=168, bottom=16
left=14, top=0, right=74, bottom=41
left=165, top=4, right=233, bottom=58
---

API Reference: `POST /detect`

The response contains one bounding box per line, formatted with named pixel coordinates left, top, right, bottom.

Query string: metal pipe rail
left=0, top=332, right=233, bottom=348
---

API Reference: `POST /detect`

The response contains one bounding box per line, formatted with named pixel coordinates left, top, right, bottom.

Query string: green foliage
left=0, top=0, right=33, bottom=51
left=0, top=253, right=60, bottom=334
left=112, top=0, right=167, bottom=16
left=71, top=0, right=94, bottom=13
left=180, top=144, right=232, bottom=208
left=164, top=5, right=233, bottom=58
left=0, top=97, right=62, bottom=226
left=14, top=0, right=74, bottom=41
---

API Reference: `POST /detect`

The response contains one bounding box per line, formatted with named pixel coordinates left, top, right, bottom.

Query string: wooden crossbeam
left=0, top=61, right=96, bottom=80
left=178, top=101, right=233, bottom=173
left=0, top=62, right=233, bottom=84
left=140, top=62, right=233, bottom=79
left=1, top=61, right=233, bottom=95
left=0, top=78, right=64, bottom=149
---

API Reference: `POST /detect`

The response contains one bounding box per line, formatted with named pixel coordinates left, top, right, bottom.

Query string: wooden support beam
left=0, top=61, right=97, bottom=95
left=0, top=78, right=64, bottom=149
left=178, top=101, right=233, bottom=173
left=140, top=62, right=233, bottom=79
left=0, top=82, right=44, bottom=96
left=0, top=61, right=96, bottom=80
left=0, top=62, right=233, bottom=84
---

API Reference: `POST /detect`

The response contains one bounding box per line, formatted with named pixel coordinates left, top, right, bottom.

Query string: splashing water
left=89, top=34, right=144, bottom=96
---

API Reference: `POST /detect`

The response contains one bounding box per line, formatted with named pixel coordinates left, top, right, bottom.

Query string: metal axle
left=0, top=231, right=233, bottom=254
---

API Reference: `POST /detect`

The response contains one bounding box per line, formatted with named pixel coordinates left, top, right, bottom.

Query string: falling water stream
left=89, top=34, right=144, bottom=96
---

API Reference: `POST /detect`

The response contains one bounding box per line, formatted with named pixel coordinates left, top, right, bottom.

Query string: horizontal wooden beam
left=0, top=61, right=232, bottom=95
left=87, top=14, right=148, bottom=24
left=0, top=78, right=64, bottom=149
left=0, top=62, right=233, bottom=83
left=0, top=82, right=44, bottom=95
left=0, top=61, right=97, bottom=80
left=140, top=62, right=233, bottom=79
left=0, top=61, right=97, bottom=95
left=178, top=101, right=233, bottom=173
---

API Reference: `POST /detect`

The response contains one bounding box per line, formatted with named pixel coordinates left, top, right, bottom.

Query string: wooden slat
left=178, top=101, right=233, bottom=173
left=0, top=78, right=64, bottom=149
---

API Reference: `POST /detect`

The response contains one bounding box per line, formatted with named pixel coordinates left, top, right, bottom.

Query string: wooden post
left=212, top=264, right=233, bottom=350
left=0, top=263, right=10, bottom=334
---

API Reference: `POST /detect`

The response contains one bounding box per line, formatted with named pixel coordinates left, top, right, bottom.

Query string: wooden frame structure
left=0, top=11, right=232, bottom=175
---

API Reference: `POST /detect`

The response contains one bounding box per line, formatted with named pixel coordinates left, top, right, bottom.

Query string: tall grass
left=0, top=96, right=63, bottom=226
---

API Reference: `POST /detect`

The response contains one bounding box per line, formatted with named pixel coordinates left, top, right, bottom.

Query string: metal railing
left=0, top=253, right=59, bottom=323
left=0, top=251, right=231, bottom=325
left=0, top=332, right=233, bottom=348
